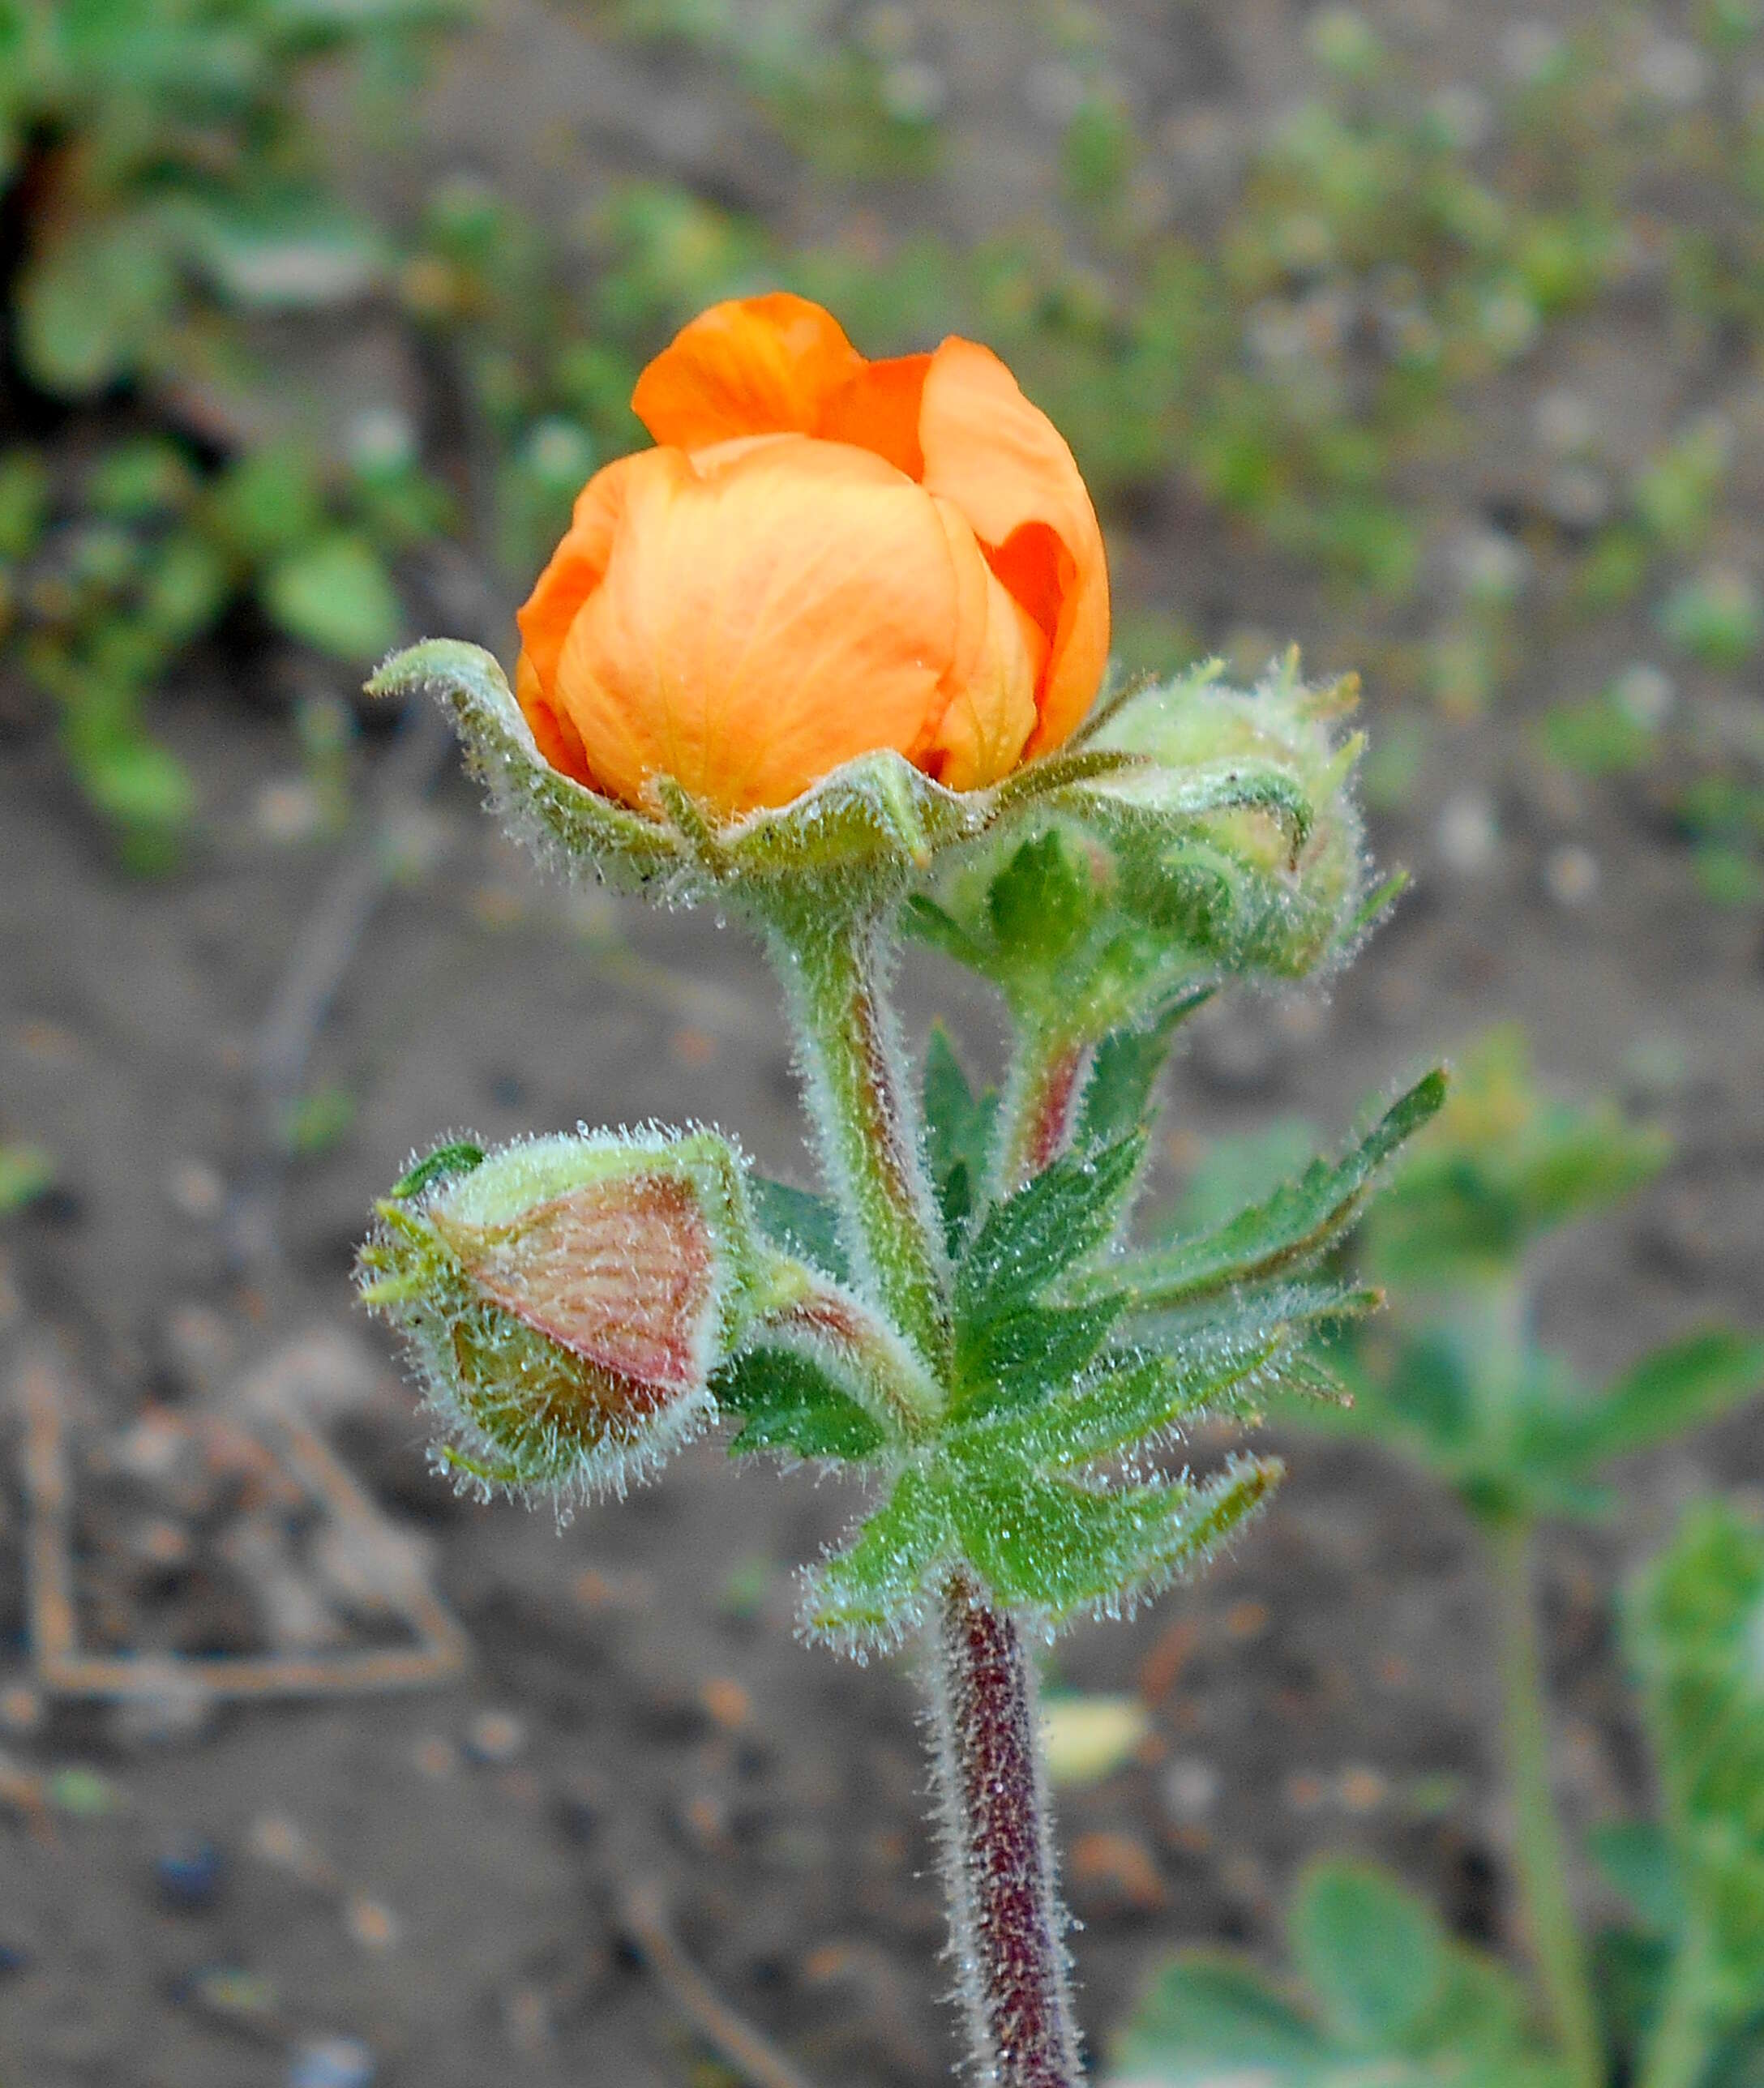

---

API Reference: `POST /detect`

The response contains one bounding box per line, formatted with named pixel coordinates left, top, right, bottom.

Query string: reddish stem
left=1005, top=1038, right=1086, bottom=1188
left=930, top=1571, right=1081, bottom=2088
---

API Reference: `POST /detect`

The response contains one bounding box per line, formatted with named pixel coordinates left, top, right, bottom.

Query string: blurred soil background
left=2, top=0, right=1763, bottom=2082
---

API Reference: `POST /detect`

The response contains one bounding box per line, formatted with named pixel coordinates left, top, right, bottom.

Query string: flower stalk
left=760, top=893, right=952, bottom=1380
left=931, top=1570, right=1083, bottom=2088
left=760, top=894, right=1082, bottom=2082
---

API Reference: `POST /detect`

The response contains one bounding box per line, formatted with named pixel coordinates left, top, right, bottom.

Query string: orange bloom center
left=514, top=293, right=1110, bottom=815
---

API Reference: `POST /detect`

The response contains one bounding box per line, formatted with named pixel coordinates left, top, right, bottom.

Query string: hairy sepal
left=369, top=638, right=1147, bottom=908
left=906, top=652, right=1384, bottom=1029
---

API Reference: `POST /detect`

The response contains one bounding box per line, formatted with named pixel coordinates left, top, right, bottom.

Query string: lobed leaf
left=951, top=1299, right=1127, bottom=1422
left=1072, top=1072, right=1445, bottom=1316
left=1107, top=1857, right=1569, bottom=2086
left=921, top=1024, right=1000, bottom=1256
left=713, top=1344, right=886, bottom=1461
left=1556, top=1330, right=1764, bottom=1475
left=955, top=1133, right=1145, bottom=1326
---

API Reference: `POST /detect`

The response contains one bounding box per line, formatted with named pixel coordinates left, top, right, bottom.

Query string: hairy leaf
left=949, top=1456, right=1278, bottom=1618
left=952, top=1299, right=1127, bottom=1421
left=1076, top=991, right=1211, bottom=1155
left=802, top=1465, right=955, bottom=1646
left=748, top=1175, right=850, bottom=1283
left=1073, top=1073, right=1445, bottom=1315
left=713, top=1345, right=884, bottom=1461
left=956, top=1133, right=1145, bottom=1325
left=922, top=1023, right=999, bottom=1255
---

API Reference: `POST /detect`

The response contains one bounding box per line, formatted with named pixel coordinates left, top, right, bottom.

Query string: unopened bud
left=358, top=1129, right=767, bottom=1504
left=1084, top=651, right=1373, bottom=980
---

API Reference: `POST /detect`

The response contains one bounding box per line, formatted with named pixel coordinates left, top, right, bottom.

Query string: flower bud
left=908, top=653, right=1379, bottom=1027
left=358, top=1129, right=767, bottom=1504
left=1081, top=650, right=1373, bottom=981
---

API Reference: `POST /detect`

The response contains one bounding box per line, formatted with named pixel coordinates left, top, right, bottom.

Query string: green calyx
left=907, top=652, right=1388, bottom=1038
left=366, top=639, right=1147, bottom=906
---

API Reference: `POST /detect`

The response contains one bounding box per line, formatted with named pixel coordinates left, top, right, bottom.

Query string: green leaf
left=1109, top=1867, right=1569, bottom=2086
left=922, top=1023, right=999, bottom=1254
left=713, top=1345, right=885, bottom=1461
left=1075, top=1074, right=1445, bottom=1315
left=1291, top=1860, right=1445, bottom=2046
left=956, top=1133, right=1144, bottom=1325
left=18, top=220, right=177, bottom=395
left=901, top=892, right=989, bottom=969
left=803, top=1465, right=956, bottom=1646
left=1629, top=1500, right=1764, bottom=2029
left=207, top=446, right=328, bottom=563
left=391, top=1141, right=485, bottom=1199
left=953, top=1299, right=1126, bottom=1419
left=1365, top=1030, right=1668, bottom=1287
left=1565, top=1330, right=1764, bottom=1473
left=71, top=729, right=198, bottom=841
left=748, top=1176, right=849, bottom=1283
left=261, top=533, right=400, bottom=661
left=1112, top=1955, right=1331, bottom=2080
left=0, top=1144, right=54, bottom=1216
left=949, top=1454, right=1278, bottom=1619
left=1588, top=1819, right=1684, bottom=1937
left=1076, top=991, right=1210, bottom=1154
left=177, top=199, right=384, bottom=310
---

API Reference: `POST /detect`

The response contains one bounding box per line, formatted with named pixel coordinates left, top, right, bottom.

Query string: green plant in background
left=1111, top=1029, right=1764, bottom=2088
left=0, top=0, right=459, bottom=862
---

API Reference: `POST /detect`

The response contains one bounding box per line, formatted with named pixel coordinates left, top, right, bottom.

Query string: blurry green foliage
left=1113, top=1857, right=1569, bottom=2086
left=1114, top=1027, right=1763, bottom=2088
left=0, top=0, right=460, bottom=862
left=0, top=1141, right=55, bottom=1214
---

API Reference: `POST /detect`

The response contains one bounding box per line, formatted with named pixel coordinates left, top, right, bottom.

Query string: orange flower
left=514, top=293, right=1110, bottom=816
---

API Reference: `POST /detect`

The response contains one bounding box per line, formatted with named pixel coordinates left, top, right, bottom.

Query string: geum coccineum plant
left=354, top=293, right=1445, bottom=2088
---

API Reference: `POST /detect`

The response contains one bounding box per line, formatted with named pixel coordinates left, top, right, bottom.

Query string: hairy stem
left=928, top=1570, right=1082, bottom=2088
left=999, top=1029, right=1087, bottom=1190
left=760, top=899, right=950, bottom=1376
left=1486, top=1514, right=1605, bottom=2088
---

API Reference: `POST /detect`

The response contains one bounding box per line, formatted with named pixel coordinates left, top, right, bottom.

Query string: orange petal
left=918, top=337, right=1110, bottom=756
left=819, top=353, right=931, bottom=477
left=516, top=451, right=645, bottom=702
left=922, top=498, right=1044, bottom=792
left=552, top=438, right=963, bottom=815
left=631, top=293, right=865, bottom=450
left=516, top=650, right=593, bottom=785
